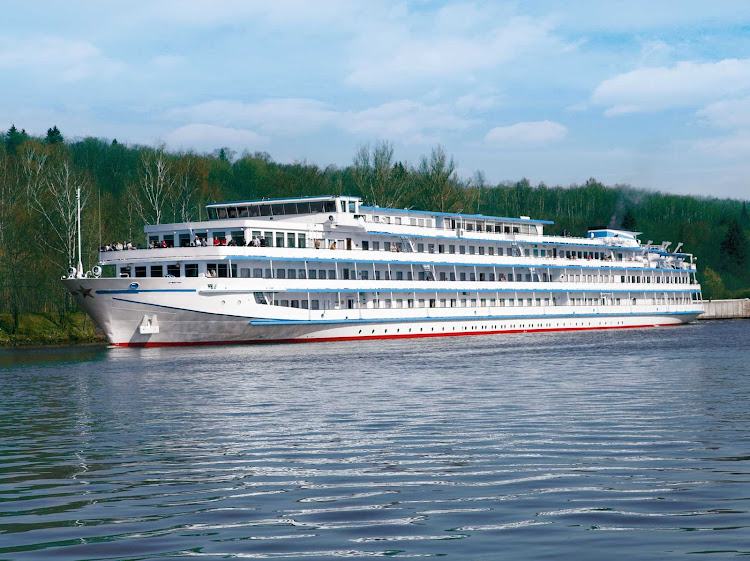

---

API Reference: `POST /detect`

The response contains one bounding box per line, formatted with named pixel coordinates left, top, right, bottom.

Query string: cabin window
left=167, top=264, right=180, bottom=277
left=417, top=243, right=424, bottom=252
left=460, top=246, right=466, bottom=254
left=276, top=269, right=286, bottom=279
left=264, top=232, right=273, bottom=246
left=288, top=269, right=296, bottom=279
left=298, top=269, right=306, bottom=279
left=119, top=267, right=130, bottom=278
left=231, top=231, right=243, bottom=245
left=287, top=233, right=296, bottom=248
left=318, top=270, right=326, bottom=279
left=309, top=270, right=317, bottom=279
left=373, top=241, right=380, bottom=250
left=311, top=299, right=320, bottom=310
left=207, top=208, right=218, bottom=220
left=151, top=265, right=163, bottom=277
left=179, top=233, right=190, bottom=247
left=328, top=270, right=336, bottom=279
left=440, top=272, right=447, bottom=281
left=395, top=217, right=402, bottom=225
left=361, top=270, right=369, bottom=280
left=135, top=266, right=147, bottom=277
left=276, top=233, right=284, bottom=247
left=470, top=273, right=476, bottom=281
left=449, top=245, right=456, bottom=254
left=185, top=264, right=198, bottom=277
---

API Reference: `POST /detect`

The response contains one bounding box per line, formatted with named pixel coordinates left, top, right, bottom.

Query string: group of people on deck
left=100, top=241, right=136, bottom=251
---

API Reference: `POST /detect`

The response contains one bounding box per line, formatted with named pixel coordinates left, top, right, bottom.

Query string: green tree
left=719, top=216, right=747, bottom=271
left=4, top=125, right=28, bottom=155
left=701, top=267, right=725, bottom=300
left=45, top=126, right=63, bottom=145
left=621, top=209, right=637, bottom=230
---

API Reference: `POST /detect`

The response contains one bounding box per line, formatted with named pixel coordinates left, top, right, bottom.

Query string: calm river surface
left=1, top=321, right=749, bottom=560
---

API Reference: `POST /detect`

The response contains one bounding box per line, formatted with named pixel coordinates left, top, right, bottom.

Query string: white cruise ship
left=62, top=195, right=704, bottom=346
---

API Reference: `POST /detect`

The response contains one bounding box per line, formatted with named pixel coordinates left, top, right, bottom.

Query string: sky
left=2, top=1, right=750, bottom=200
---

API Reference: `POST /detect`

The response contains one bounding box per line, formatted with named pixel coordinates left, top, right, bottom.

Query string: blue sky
left=2, top=1, right=750, bottom=199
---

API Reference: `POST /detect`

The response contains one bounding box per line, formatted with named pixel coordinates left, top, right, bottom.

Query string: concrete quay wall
left=698, top=298, right=750, bottom=320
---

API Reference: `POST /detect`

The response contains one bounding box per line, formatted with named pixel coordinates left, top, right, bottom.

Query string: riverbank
left=698, top=298, right=750, bottom=320
left=0, top=312, right=106, bottom=347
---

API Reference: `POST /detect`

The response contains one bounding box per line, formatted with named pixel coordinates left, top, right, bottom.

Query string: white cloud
left=165, top=124, right=268, bottom=152
left=151, top=55, right=186, bottom=69
left=167, top=99, right=339, bottom=136
left=484, top=121, right=567, bottom=145
left=455, top=93, right=499, bottom=113
left=593, top=58, right=750, bottom=115
left=145, top=0, right=366, bottom=29
left=697, top=97, right=750, bottom=130
left=345, top=13, right=567, bottom=91
left=167, top=97, right=474, bottom=145
left=342, top=100, right=473, bottom=144
left=0, top=36, right=121, bottom=81
left=693, top=131, right=750, bottom=157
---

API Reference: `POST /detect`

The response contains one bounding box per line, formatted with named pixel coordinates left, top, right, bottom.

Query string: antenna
left=76, top=186, right=83, bottom=277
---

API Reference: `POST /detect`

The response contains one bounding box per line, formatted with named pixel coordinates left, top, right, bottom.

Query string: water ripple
left=1, top=322, right=749, bottom=559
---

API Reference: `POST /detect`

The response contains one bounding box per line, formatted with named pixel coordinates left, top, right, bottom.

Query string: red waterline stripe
left=109, top=322, right=681, bottom=347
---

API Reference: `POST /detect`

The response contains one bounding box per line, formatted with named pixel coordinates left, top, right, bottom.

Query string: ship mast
left=77, top=186, right=83, bottom=277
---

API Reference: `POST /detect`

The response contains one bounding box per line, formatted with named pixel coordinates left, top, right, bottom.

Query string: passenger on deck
left=213, top=237, right=221, bottom=246
left=252, top=236, right=260, bottom=247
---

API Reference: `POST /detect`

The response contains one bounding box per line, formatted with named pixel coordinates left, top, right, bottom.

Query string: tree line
left=1, top=129, right=748, bottom=332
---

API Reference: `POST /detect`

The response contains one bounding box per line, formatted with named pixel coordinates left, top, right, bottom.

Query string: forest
left=1, top=126, right=748, bottom=336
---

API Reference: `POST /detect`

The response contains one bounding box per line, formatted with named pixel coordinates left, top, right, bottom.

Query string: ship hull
left=63, top=278, right=703, bottom=347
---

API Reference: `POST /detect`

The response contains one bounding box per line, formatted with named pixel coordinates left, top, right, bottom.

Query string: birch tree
left=27, top=157, right=90, bottom=269
left=131, top=148, right=176, bottom=225
left=353, top=141, right=410, bottom=208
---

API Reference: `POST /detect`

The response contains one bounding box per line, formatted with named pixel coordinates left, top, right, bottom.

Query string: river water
left=1, top=320, right=748, bottom=560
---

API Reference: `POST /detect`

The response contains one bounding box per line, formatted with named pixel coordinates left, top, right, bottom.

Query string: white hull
left=64, top=277, right=703, bottom=347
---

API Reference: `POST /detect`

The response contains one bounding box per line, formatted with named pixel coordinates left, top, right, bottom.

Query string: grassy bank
left=0, top=312, right=107, bottom=347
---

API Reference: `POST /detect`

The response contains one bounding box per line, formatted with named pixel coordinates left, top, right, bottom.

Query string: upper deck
left=95, top=195, right=698, bottom=274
